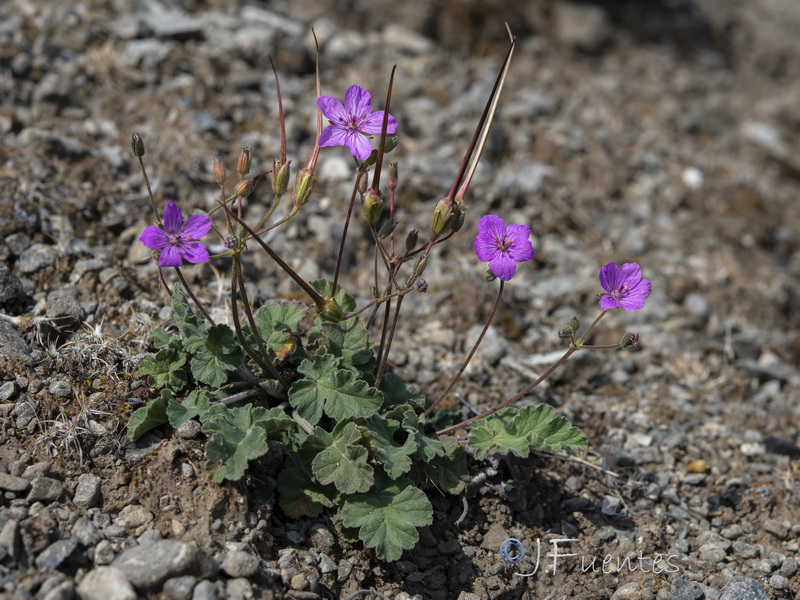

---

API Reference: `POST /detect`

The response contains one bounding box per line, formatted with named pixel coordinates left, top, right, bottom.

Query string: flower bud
left=414, top=255, right=427, bottom=276
left=378, top=219, right=398, bottom=239
left=388, top=161, right=399, bottom=192
left=383, top=135, right=399, bottom=154
left=405, top=229, right=418, bottom=253
left=213, top=158, right=226, bottom=185
left=620, top=332, right=639, bottom=351
left=558, top=325, right=573, bottom=339
left=272, top=158, right=290, bottom=196
left=363, top=188, right=383, bottom=225
left=364, top=149, right=379, bottom=166
left=417, top=279, right=428, bottom=293
left=237, top=147, right=252, bottom=177
left=450, top=202, right=466, bottom=232
left=570, top=317, right=580, bottom=332
left=130, top=133, right=145, bottom=157
left=317, top=296, right=344, bottom=323
left=235, top=178, right=256, bottom=198
left=484, top=269, right=497, bottom=282
left=293, top=168, right=316, bottom=208
left=430, top=197, right=456, bottom=237
left=357, top=171, right=368, bottom=195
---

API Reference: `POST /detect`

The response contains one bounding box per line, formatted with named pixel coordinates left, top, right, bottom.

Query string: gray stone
left=719, top=577, right=770, bottom=600
left=111, top=539, right=199, bottom=591
left=669, top=575, right=704, bottom=600
left=0, top=518, right=20, bottom=558
left=71, top=517, right=103, bottom=547
left=73, top=473, right=102, bottom=507
left=163, top=575, right=197, bottom=600
left=780, top=556, right=798, bottom=578
left=221, top=549, right=260, bottom=578
left=0, top=471, right=31, bottom=492
left=41, top=579, right=75, bottom=600
left=308, top=523, right=336, bottom=554
left=45, top=285, right=83, bottom=330
left=192, top=580, right=220, bottom=600
left=0, top=263, right=28, bottom=312
left=27, top=477, right=64, bottom=503
left=555, top=1, right=612, bottom=54
left=612, top=582, right=655, bottom=600
left=16, top=243, right=59, bottom=274
left=47, top=380, right=71, bottom=399
left=226, top=577, right=254, bottom=599
left=0, top=319, right=31, bottom=360
left=93, top=539, right=116, bottom=565
left=176, top=419, right=201, bottom=439
left=35, top=537, right=78, bottom=571
left=732, top=539, right=761, bottom=559
left=77, top=566, right=137, bottom=600
left=769, top=574, right=789, bottom=590
left=0, top=380, right=18, bottom=401
left=762, top=517, right=789, bottom=540
left=117, top=504, right=154, bottom=529
left=437, top=539, right=461, bottom=556
left=466, top=324, right=507, bottom=365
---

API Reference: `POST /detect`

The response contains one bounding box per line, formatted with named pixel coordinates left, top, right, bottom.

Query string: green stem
left=137, top=156, right=160, bottom=226
left=424, top=280, right=505, bottom=416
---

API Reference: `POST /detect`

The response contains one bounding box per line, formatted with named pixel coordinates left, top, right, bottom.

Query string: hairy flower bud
left=383, top=135, right=399, bottom=154
left=235, top=178, right=256, bottom=198
left=620, top=332, right=639, bottom=350
left=363, top=188, right=383, bottom=225
left=388, top=161, right=399, bottom=192
left=237, top=147, right=252, bottom=177
left=364, top=149, right=379, bottom=166
left=317, top=296, right=344, bottom=323
left=484, top=269, right=497, bottom=282
left=378, top=219, right=397, bottom=239
left=430, top=197, right=456, bottom=237
left=570, top=317, right=580, bottom=332
left=130, top=133, right=145, bottom=157
left=293, top=168, right=316, bottom=208
left=213, top=158, right=226, bottom=185
left=272, top=158, right=290, bottom=196
left=450, top=201, right=466, bottom=233
left=405, top=229, right=418, bottom=253
left=414, top=255, right=427, bottom=276
left=558, top=325, right=573, bottom=339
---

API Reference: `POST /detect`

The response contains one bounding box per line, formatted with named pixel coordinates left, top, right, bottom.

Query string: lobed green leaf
left=127, top=390, right=172, bottom=441
left=311, top=421, right=374, bottom=494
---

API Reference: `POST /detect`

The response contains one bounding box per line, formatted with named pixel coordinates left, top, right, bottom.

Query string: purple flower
left=598, top=262, right=652, bottom=311
left=473, top=215, right=534, bottom=281
left=139, top=200, right=212, bottom=268
left=317, top=85, right=397, bottom=161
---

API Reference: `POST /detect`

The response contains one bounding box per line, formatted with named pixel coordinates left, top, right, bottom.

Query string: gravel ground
left=1, top=1, right=800, bottom=599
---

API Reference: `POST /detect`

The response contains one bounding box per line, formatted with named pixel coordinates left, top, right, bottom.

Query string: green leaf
left=367, top=414, right=416, bottom=479
left=127, top=390, right=172, bottom=441
left=414, top=437, right=470, bottom=494
left=468, top=404, right=588, bottom=460
left=319, top=317, right=375, bottom=374
left=203, top=405, right=289, bottom=482
left=311, top=279, right=357, bottom=313
left=187, top=324, right=243, bottom=387
left=251, top=302, right=306, bottom=359
left=289, top=354, right=382, bottom=425
left=136, top=348, right=187, bottom=391
left=391, top=406, right=446, bottom=461
left=149, top=327, right=174, bottom=350
left=171, top=284, right=206, bottom=340
left=278, top=452, right=336, bottom=518
left=166, top=390, right=215, bottom=428
left=380, top=373, right=427, bottom=410
left=339, top=476, right=433, bottom=562
left=311, top=421, right=374, bottom=494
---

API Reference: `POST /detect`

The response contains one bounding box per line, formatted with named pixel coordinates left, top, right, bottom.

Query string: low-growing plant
left=128, top=33, right=651, bottom=561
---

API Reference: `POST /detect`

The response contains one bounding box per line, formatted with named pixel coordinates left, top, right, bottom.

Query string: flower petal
left=617, top=262, right=643, bottom=287
left=139, top=226, right=169, bottom=250
left=476, top=215, right=506, bottom=239
left=360, top=111, right=398, bottom=134
left=599, top=295, right=620, bottom=311
left=162, top=200, right=183, bottom=234
left=344, top=132, right=373, bottom=161
left=181, top=214, right=212, bottom=240
left=317, top=95, right=348, bottom=123
left=489, top=253, right=517, bottom=281
left=179, top=241, right=210, bottom=264
left=158, top=245, right=183, bottom=267
left=319, top=124, right=350, bottom=148
left=598, top=262, right=618, bottom=294
left=505, top=224, right=534, bottom=262
left=473, top=234, right=498, bottom=263
left=344, top=85, right=372, bottom=120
